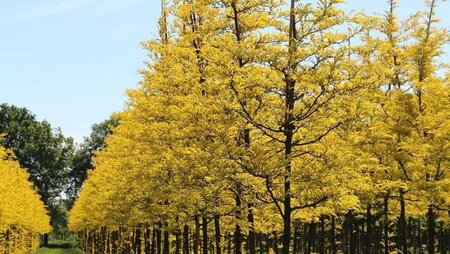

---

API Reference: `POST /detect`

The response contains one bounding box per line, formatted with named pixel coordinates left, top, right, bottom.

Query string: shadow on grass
left=44, top=242, right=74, bottom=249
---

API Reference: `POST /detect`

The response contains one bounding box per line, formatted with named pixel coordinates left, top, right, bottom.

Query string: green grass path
left=33, top=247, right=84, bottom=254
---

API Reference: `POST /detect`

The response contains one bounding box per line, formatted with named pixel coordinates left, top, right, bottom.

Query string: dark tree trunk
left=43, top=233, right=49, bottom=246
left=176, top=230, right=181, bottom=254
left=135, top=228, right=142, bottom=254
left=151, top=226, right=156, bottom=254
left=348, top=211, right=355, bottom=254
left=112, top=230, right=119, bottom=254
left=227, top=232, right=231, bottom=254
left=260, top=233, right=264, bottom=254
left=202, top=215, right=208, bottom=254
left=131, top=229, right=136, bottom=254
left=195, top=215, right=200, bottom=254
left=214, top=214, right=222, bottom=254
left=365, top=205, right=373, bottom=254
left=331, top=215, right=337, bottom=254
left=319, top=216, right=325, bottom=254
left=157, top=222, right=162, bottom=254
left=398, top=190, right=407, bottom=254
left=293, top=225, right=299, bottom=254
left=145, top=227, right=151, bottom=254
left=183, top=225, right=190, bottom=254
left=163, top=223, right=170, bottom=254
left=307, top=222, right=315, bottom=254
left=273, top=231, right=279, bottom=254
left=281, top=2, right=297, bottom=253
left=248, top=204, right=256, bottom=254
left=234, top=184, right=242, bottom=254
left=428, top=207, right=436, bottom=254
left=384, top=195, right=389, bottom=254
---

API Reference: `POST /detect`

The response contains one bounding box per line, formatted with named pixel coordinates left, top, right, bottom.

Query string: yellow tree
left=0, top=145, right=51, bottom=253
left=205, top=0, right=371, bottom=253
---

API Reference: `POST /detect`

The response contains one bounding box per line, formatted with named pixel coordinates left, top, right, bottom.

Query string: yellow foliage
left=0, top=145, right=50, bottom=253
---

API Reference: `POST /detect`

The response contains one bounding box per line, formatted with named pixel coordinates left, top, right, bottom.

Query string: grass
left=33, top=240, right=83, bottom=254
left=33, top=247, right=84, bottom=254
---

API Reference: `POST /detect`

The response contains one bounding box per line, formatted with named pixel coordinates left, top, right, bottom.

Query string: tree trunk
left=293, top=225, right=299, bottom=254
left=281, top=2, right=297, bottom=253
left=136, top=228, right=142, bottom=254
left=183, top=225, right=190, bottom=254
left=203, top=215, right=208, bottom=254
left=112, top=230, right=119, bottom=254
left=214, top=214, right=222, bottom=254
left=43, top=234, right=48, bottom=247
left=319, top=216, right=325, bottom=254
left=151, top=226, right=156, bottom=254
left=195, top=215, right=200, bottom=254
left=384, top=194, right=389, bottom=254
left=348, top=211, right=355, bottom=254
left=145, top=227, right=151, bottom=254
left=227, top=232, right=231, bottom=254
left=428, top=207, right=436, bottom=254
left=273, top=231, right=279, bottom=254
left=157, top=222, right=162, bottom=254
left=398, top=190, right=407, bottom=254
left=176, top=230, right=181, bottom=254
left=248, top=204, right=256, bottom=254
left=331, top=215, right=337, bottom=254
left=163, top=223, right=169, bottom=254
left=365, top=205, right=373, bottom=254
left=307, top=222, right=315, bottom=254
left=234, top=184, right=242, bottom=254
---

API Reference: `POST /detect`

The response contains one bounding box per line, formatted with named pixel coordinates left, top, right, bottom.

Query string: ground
left=33, top=239, right=83, bottom=254
left=33, top=247, right=84, bottom=254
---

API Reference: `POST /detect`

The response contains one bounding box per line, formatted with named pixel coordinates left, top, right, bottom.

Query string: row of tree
left=69, top=0, right=450, bottom=254
left=0, top=145, right=51, bottom=253
left=0, top=103, right=116, bottom=244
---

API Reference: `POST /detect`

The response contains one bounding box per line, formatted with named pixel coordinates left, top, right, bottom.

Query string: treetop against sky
left=0, top=0, right=448, bottom=143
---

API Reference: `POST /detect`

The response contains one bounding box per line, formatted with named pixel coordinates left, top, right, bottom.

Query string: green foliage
left=67, top=117, right=118, bottom=203
left=0, top=103, right=74, bottom=205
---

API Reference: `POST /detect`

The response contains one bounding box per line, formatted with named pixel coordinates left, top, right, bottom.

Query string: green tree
left=67, top=117, right=118, bottom=204
left=0, top=103, right=74, bottom=204
left=0, top=103, right=74, bottom=245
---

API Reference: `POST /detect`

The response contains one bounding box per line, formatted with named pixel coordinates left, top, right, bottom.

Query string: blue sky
left=0, top=0, right=448, bottom=143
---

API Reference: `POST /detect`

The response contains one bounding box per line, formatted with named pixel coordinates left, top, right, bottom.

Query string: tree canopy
left=69, top=1, right=450, bottom=254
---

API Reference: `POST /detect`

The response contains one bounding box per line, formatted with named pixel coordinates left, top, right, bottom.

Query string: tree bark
left=234, top=184, right=242, bottom=254
left=428, top=207, right=436, bottom=254
left=157, top=222, right=162, bottom=254
left=365, top=205, right=373, bottom=254
left=194, top=215, right=200, bottom=254
left=293, top=225, right=299, bottom=254
left=151, top=226, right=156, bottom=254
left=348, top=211, right=355, bottom=254
left=282, top=1, right=297, bottom=254
left=383, top=194, right=389, bottom=254
left=319, top=216, right=325, bottom=254
left=331, top=215, right=337, bottom=254
left=214, top=214, right=222, bottom=254
left=145, top=227, right=151, bottom=254
left=202, top=215, right=208, bottom=254
left=183, top=225, right=190, bottom=254
left=175, top=230, right=181, bottom=254
left=248, top=204, right=256, bottom=254
left=273, top=231, right=279, bottom=254
left=163, top=223, right=169, bottom=254
left=398, top=190, right=407, bottom=254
